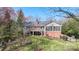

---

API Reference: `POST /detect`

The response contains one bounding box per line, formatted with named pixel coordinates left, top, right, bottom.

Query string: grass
left=17, top=35, right=79, bottom=51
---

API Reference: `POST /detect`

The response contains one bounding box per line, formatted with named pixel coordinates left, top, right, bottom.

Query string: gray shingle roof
left=24, top=21, right=61, bottom=27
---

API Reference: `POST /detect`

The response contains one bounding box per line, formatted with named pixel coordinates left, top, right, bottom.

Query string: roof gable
left=46, top=22, right=62, bottom=26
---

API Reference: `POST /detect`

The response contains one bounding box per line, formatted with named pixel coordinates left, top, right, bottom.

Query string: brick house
left=24, top=21, right=62, bottom=38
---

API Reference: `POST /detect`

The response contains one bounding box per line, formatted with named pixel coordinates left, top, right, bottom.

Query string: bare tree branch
left=50, top=7, right=79, bottom=21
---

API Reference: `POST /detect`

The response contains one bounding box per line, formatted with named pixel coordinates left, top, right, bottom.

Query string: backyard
left=16, top=35, right=79, bottom=51
left=0, top=7, right=79, bottom=51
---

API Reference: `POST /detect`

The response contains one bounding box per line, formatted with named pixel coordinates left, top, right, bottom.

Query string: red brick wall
left=45, top=31, right=61, bottom=38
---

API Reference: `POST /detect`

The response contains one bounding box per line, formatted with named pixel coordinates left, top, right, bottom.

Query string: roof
left=33, top=21, right=51, bottom=26
left=46, top=22, right=62, bottom=26
left=24, top=21, right=61, bottom=27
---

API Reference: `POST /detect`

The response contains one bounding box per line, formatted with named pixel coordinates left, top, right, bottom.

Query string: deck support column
left=33, top=31, right=34, bottom=35
left=41, top=31, right=42, bottom=36
left=44, top=26, right=46, bottom=36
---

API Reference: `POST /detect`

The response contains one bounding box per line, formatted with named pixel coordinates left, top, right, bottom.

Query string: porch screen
left=46, top=26, right=52, bottom=31
left=53, top=26, right=60, bottom=31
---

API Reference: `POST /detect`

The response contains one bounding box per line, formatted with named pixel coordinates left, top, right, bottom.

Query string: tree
left=17, top=9, right=25, bottom=38
left=62, top=18, right=79, bottom=38
left=49, top=7, right=79, bottom=21
left=0, top=7, right=17, bottom=50
left=0, top=8, right=31, bottom=51
left=0, top=7, right=16, bottom=24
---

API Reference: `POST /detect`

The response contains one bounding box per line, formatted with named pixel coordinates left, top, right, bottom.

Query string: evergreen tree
left=17, top=9, right=25, bottom=39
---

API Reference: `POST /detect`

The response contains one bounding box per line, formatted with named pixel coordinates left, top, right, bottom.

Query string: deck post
left=44, top=26, right=46, bottom=36
left=33, top=31, right=34, bottom=35
left=41, top=31, right=43, bottom=36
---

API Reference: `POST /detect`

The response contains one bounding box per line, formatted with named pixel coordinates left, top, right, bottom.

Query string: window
left=46, top=26, right=52, bottom=31
left=53, top=26, right=60, bottom=31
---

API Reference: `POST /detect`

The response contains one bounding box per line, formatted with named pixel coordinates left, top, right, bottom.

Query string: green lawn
left=18, top=35, right=79, bottom=51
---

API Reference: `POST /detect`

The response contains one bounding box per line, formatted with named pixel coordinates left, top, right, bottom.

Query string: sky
left=14, top=7, right=79, bottom=21
left=14, top=7, right=51, bottom=21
